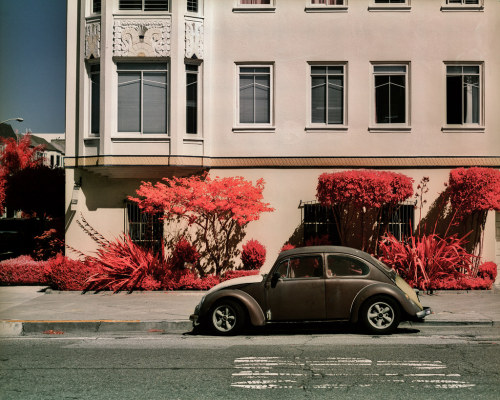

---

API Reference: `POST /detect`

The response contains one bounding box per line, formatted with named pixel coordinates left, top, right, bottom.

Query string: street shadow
left=185, top=322, right=420, bottom=337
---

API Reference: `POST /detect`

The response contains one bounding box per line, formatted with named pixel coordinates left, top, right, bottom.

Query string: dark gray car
left=190, top=246, right=432, bottom=335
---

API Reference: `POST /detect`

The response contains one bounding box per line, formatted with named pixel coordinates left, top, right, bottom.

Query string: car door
left=324, top=254, right=373, bottom=320
left=265, top=254, right=326, bottom=321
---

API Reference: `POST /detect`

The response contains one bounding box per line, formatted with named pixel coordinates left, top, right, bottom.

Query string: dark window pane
left=91, top=70, right=100, bottom=134
left=311, top=77, right=326, bottom=123
left=118, top=72, right=141, bottom=132
left=186, top=71, right=198, bottom=134
left=446, top=75, right=462, bottom=124
left=328, top=76, right=343, bottom=124
left=390, top=75, right=406, bottom=123
left=375, top=76, right=390, bottom=123
left=143, top=72, right=167, bottom=133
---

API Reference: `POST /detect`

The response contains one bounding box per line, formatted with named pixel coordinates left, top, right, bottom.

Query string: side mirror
left=271, top=272, right=281, bottom=288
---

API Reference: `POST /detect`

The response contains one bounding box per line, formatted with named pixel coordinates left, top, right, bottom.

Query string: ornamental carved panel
left=85, top=21, right=101, bottom=59
left=185, top=19, right=204, bottom=59
left=113, top=18, right=171, bottom=57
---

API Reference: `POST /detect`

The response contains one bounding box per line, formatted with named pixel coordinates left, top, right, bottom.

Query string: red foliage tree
left=130, top=173, right=274, bottom=275
left=0, top=133, right=44, bottom=175
left=447, top=167, right=500, bottom=273
left=241, top=239, right=266, bottom=270
left=317, top=170, right=414, bottom=253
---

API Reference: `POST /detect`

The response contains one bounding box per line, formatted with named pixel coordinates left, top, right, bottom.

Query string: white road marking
left=231, top=356, right=475, bottom=390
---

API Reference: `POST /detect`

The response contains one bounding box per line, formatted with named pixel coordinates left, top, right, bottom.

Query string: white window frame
left=233, top=0, right=276, bottom=13
left=234, top=63, right=274, bottom=132
left=116, top=62, right=169, bottom=135
left=306, top=0, right=348, bottom=13
left=369, top=0, right=411, bottom=12
left=307, top=62, right=348, bottom=131
left=443, top=62, right=484, bottom=132
left=441, top=0, right=483, bottom=12
left=370, top=62, right=411, bottom=132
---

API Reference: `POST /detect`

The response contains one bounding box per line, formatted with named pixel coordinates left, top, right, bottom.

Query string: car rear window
left=327, top=255, right=370, bottom=277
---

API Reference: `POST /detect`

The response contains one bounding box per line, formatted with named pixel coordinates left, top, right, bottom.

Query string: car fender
left=201, top=289, right=266, bottom=326
left=350, top=283, right=418, bottom=323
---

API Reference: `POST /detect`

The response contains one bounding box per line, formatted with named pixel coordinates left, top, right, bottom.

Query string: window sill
left=441, top=126, right=485, bottom=133
left=369, top=126, right=411, bottom=133
left=232, top=6, right=276, bottom=13
left=233, top=126, right=275, bottom=133
left=305, top=6, right=348, bottom=13
left=440, top=6, right=483, bottom=12
left=112, top=135, right=170, bottom=142
left=305, top=126, right=349, bottom=132
left=368, top=6, right=411, bottom=12
left=84, top=136, right=100, bottom=141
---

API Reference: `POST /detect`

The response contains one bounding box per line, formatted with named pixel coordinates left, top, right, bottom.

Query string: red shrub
left=222, top=269, right=260, bottom=281
left=241, top=239, right=266, bottom=270
left=85, top=236, right=169, bottom=292
left=280, top=243, right=295, bottom=252
left=378, top=232, right=474, bottom=290
left=46, top=254, right=99, bottom=291
left=430, top=276, right=494, bottom=290
left=165, top=271, right=220, bottom=290
left=478, top=262, right=497, bottom=281
left=170, top=237, right=200, bottom=272
left=0, top=255, right=48, bottom=285
left=33, top=229, right=64, bottom=260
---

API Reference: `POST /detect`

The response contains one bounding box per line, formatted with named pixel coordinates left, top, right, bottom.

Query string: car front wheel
left=360, top=296, right=400, bottom=334
left=209, top=300, right=245, bottom=335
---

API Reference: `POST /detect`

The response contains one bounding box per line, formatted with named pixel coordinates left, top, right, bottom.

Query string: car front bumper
left=416, top=307, right=433, bottom=319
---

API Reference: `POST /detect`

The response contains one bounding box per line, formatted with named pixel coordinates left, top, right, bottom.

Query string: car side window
left=275, top=260, right=289, bottom=278
left=288, top=255, right=323, bottom=279
left=327, top=255, right=370, bottom=277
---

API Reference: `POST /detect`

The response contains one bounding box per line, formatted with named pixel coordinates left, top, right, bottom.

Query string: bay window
left=117, top=63, right=168, bottom=134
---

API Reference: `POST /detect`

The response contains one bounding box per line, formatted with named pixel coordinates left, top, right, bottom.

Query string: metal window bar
left=125, top=201, right=164, bottom=252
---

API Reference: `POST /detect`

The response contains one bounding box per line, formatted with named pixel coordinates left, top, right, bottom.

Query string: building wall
left=65, top=0, right=500, bottom=280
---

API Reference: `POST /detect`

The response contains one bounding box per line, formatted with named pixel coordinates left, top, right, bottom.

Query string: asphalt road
left=1, top=326, right=499, bottom=400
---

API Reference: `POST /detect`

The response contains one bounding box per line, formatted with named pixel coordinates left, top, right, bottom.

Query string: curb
left=0, top=320, right=193, bottom=336
left=1, top=319, right=498, bottom=336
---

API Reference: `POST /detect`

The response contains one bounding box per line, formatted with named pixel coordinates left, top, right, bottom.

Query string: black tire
left=208, top=299, right=246, bottom=336
left=360, top=296, right=400, bottom=335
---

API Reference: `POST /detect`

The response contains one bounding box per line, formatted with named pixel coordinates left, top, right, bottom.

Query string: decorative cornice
left=113, top=18, right=171, bottom=57
left=185, top=19, right=204, bottom=59
left=85, top=21, right=101, bottom=59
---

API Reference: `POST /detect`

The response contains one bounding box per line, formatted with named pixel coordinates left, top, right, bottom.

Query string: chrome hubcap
left=213, top=305, right=236, bottom=332
left=367, top=302, right=394, bottom=329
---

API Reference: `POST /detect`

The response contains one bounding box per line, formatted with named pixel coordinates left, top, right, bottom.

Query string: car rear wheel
left=209, top=300, right=246, bottom=335
left=360, top=296, right=400, bottom=334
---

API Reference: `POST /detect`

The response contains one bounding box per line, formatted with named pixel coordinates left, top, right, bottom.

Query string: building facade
left=65, top=0, right=500, bottom=276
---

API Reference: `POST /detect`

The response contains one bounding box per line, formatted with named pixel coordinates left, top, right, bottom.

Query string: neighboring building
left=65, top=0, right=500, bottom=276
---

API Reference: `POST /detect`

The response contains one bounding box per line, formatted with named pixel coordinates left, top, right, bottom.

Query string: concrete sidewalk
left=0, top=286, right=499, bottom=336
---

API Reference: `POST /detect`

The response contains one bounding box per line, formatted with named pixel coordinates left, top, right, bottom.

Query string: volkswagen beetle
left=190, top=246, right=431, bottom=335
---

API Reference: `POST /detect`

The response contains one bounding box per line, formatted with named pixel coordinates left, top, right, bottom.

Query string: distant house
left=0, top=124, right=65, bottom=169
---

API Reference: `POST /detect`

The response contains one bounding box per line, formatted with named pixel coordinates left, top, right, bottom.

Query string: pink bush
left=280, top=243, right=295, bottom=252
left=478, top=262, right=497, bottom=281
left=222, top=269, right=260, bottom=281
left=45, top=254, right=99, bottom=291
left=241, top=239, right=266, bottom=270
left=0, top=255, right=48, bottom=285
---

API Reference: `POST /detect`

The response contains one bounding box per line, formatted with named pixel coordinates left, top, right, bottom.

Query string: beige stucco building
left=65, top=0, right=500, bottom=277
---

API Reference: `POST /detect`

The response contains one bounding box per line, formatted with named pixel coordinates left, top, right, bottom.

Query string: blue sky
left=0, top=0, right=66, bottom=134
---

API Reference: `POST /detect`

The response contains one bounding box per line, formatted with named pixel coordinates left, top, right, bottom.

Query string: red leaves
left=131, top=173, right=274, bottom=226
left=0, top=255, right=49, bottom=285
left=448, top=167, right=500, bottom=215
left=317, top=170, right=414, bottom=209
left=378, top=232, right=475, bottom=290
left=46, top=255, right=99, bottom=291
left=130, top=173, right=274, bottom=274
left=0, top=133, right=45, bottom=175
left=241, top=240, right=266, bottom=270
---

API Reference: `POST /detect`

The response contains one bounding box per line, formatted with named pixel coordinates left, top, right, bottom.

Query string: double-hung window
left=442, top=0, right=482, bottom=11
left=310, top=65, right=345, bottom=126
left=310, top=0, right=346, bottom=4
left=369, top=0, right=411, bottom=10
left=234, top=0, right=275, bottom=12
left=186, top=64, right=199, bottom=134
left=119, top=0, right=169, bottom=11
left=446, top=0, right=479, bottom=4
left=446, top=64, right=482, bottom=126
left=90, top=65, right=100, bottom=135
left=93, top=0, right=101, bottom=13
left=117, top=63, right=168, bottom=134
left=187, top=0, right=198, bottom=13
left=372, top=64, right=409, bottom=127
left=238, top=66, right=272, bottom=126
